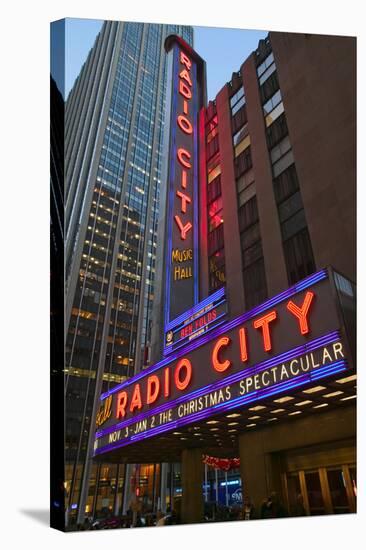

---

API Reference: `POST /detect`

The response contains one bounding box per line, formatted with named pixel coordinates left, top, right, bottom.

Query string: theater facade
left=92, top=33, right=356, bottom=523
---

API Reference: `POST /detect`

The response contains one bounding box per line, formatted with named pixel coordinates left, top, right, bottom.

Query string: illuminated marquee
left=164, top=286, right=227, bottom=354
left=164, top=37, right=205, bottom=324
left=94, top=270, right=352, bottom=457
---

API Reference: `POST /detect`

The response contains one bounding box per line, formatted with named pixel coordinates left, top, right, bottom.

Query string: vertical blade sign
left=165, top=38, right=200, bottom=324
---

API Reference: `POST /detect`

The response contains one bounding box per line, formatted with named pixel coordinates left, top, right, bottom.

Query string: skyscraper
left=56, top=19, right=193, bottom=527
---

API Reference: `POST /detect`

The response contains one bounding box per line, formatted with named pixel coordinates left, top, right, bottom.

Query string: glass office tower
left=62, top=20, right=193, bottom=526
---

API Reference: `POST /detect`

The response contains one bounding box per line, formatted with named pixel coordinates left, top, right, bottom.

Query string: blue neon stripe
left=164, top=45, right=179, bottom=328
left=94, top=359, right=347, bottom=455
left=193, top=59, right=199, bottom=306
left=96, top=330, right=340, bottom=438
left=101, top=269, right=329, bottom=400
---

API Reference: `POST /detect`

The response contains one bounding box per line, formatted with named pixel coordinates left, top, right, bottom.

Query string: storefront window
left=128, top=463, right=162, bottom=516
left=85, top=464, right=98, bottom=517
left=115, top=465, right=125, bottom=516
left=305, top=471, right=325, bottom=515
left=95, top=464, right=117, bottom=518
left=286, top=473, right=303, bottom=516
left=327, top=469, right=350, bottom=513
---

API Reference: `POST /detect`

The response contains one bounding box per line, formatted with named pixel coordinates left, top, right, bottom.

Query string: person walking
left=243, top=496, right=255, bottom=520
left=260, top=492, right=288, bottom=519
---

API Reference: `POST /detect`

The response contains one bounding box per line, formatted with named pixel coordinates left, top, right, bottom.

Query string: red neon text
left=287, top=291, right=315, bottom=335
left=212, top=337, right=232, bottom=372
left=253, top=310, right=278, bottom=352
left=174, top=358, right=192, bottom=390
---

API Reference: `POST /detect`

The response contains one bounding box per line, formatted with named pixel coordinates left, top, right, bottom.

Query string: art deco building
left=101, top=31, right=356, bottom=523
left=194, top=31, right=356, bottom=517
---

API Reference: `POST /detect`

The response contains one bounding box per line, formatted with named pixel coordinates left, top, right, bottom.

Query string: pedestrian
left=126, top=506, right=133, bottom=528
left=293, top=492, right=307, bottom=516
left=261, top=497, right=271, bottom=519
left=243, top=496, right=255, bottom=520
left=156, top=510, right=164, bottom=526
left=261, top=492, right=288, bottom=519
left=135, top=512, right=143, bottom=527
left=270, top=492, right=288, bottom=518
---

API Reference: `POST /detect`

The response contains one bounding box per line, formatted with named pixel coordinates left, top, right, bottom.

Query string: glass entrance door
left=284, top=464, right=356, bottom=516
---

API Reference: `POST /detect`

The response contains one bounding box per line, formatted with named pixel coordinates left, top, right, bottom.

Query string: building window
left=273, top=163, right=315, bottom=284
left=235, top=146, right=252, bottom=179
left=238, top=196, right=267, bottom=309
left=273, top=149, right=294, bottom=178
left=242, top=239, right=263, bottom=267
left=243, top=258, right=268, bottom=310
left=209, top=247, right=226, bottom=291
left=238, top=195, right=259, bottom=230
left=208, top=195, right=224, bottom=232
left=240, top=222, right=261, bottom=249
left=258, top=61, right=276, bottom=86
left=260, top=72, right=279, bottom=104
left=270, top=135, right=292, bottom=164
left=207, top=150, right=221, bottom=184
left=206, top=125, right=218, bottom=144
left=206, top=134, right=219, bottom=160
left=208, top=223, right=224, bottom=256
left=265, top=101, right=284, bottom=127
left=273, top=164, right=299, bottom=203
left=233, top=122, right=249, bottom=146
left=278, top=190, right=303, bottom=224
left=257, top=51, right=274, bottom=77
left=230, top=86, right=245, bottom=115
left=234, top=135, right=251, bottom=159
left=263, top=89, right=282, bottom=116
left=266, top=113, right=288, bottom=149
left=237, top=178, right=255, bottom=207
left=206, top=109, right=225, bottom=294
left=207, top=174, right=222, bottom=204
left=231, top=105, right=247, bottom=134
left=283, top=228, right=316, bottom=285
left=281, top=208, right=307, bottom=241
left=206, top=113, right=218, bottom=142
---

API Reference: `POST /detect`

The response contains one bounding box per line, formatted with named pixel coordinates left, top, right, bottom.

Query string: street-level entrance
left=282, top=443, right=356, bottom=515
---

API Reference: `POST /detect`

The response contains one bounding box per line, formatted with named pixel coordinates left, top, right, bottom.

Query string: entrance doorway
left=283, top=464, right=356, bottom=516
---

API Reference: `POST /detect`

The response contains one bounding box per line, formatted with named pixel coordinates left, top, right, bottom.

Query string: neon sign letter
left=253, top=311, right=277, bottom=352
left=212, top=337, right=232, bottom=372
left=177, top=147, right=191, bottom=168
left=287, top=291, right=315, bottom=335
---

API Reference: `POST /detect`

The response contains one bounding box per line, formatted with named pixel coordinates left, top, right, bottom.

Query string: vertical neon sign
left=164, top=37, right=204, bottom=327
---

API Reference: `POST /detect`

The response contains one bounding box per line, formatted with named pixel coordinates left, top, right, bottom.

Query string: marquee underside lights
left=93, top=270, right=354, bottom=457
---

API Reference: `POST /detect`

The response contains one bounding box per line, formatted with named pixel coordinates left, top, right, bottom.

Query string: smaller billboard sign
left=164, top=287, right=227, bottom=354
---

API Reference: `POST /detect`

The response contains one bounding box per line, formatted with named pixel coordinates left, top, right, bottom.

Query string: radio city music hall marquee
left=93, top=269, right=351, bottom=457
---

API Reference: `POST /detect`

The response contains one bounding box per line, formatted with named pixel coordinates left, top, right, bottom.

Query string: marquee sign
left=163, top=36, right=205, bottom=325
left=93, top=270, right=351, bottom=457
left=164, top=286, right=227, bottom=355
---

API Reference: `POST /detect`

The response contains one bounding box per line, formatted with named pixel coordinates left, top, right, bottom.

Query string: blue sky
left=60, top=19, right=267, bottom=100
left=195, top=26, right=267, bottom=100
